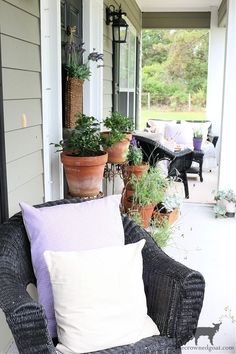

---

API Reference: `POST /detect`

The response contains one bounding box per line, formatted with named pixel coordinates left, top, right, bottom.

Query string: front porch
left=4, top=200, right=236, bottom=354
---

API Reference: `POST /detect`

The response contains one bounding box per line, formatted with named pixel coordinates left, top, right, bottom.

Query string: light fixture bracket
left=106, top=5, right=129, bottom=43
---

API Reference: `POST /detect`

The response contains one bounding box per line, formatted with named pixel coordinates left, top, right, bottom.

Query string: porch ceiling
left=136, top=0, right=222, bottom=12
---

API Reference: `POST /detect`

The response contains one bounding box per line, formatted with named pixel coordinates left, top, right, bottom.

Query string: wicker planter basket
left=65, top=77, right=83, bottom=128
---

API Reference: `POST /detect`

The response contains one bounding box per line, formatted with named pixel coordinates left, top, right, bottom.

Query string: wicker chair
left=0, top=198, right=205, bottom=354
left=134, top=134, right=193, bottom=198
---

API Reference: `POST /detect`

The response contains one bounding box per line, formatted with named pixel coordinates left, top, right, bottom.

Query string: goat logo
left=195, top=322, right=222, bottom=345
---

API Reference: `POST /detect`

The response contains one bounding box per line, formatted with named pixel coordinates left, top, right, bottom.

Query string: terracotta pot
left=137, top=204, right=155, bottom=228
left=153, top=208, right=180, bottom=225
left=122, top=163, right=149, bottom=190
left=103, top=132, right=132, bottom=164
left=122, top=193, right=155, bottom=228
left=61, top=151, right=108, bottom=197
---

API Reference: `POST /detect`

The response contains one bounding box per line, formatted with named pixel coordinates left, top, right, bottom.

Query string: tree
left=142, top=29, right=209, bottom=109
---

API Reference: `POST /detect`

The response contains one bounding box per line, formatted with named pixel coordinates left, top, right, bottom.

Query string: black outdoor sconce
left=106, top=4, right=129, bottom=43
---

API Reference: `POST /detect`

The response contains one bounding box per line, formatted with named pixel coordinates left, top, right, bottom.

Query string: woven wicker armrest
left=123, top=216, right=205, bottom=347
left=0, top=219, right=56, bottom=354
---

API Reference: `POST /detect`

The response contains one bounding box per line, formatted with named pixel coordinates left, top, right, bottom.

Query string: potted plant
left=122, top=137, right=149, bottom=185
left=101, top=111, right=133, bottom=163
left=121, top=137, right=149, bottom=210
left=126, top=167, right=169, bottom=228
left=193, top=128, right=203, bottom=150
left=214, top=189, right=236, bottom=217
left=64, top=26, right=103, bottom=128
left=52, top=113, right=108, bottom=197
left=153, top=193, right=182, bottom=225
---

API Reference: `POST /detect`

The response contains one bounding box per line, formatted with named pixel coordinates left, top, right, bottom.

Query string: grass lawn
left=140, top=109, right=206, bottom=129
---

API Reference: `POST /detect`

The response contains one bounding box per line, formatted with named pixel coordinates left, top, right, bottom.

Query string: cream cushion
left=44, top=240, right=159, bottom=354
left=182, top=121, right=211, bottom=143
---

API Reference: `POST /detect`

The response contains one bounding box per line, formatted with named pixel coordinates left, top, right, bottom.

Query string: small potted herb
left=101, top=111, right=133, bottom=163
left=154, top=193, right=182, bottom=225
left=214, top=189, right=236, bottom=217
left=122, top=137, right=149, bottom=183
left=193, top=128, right=203, bottom=150
left=126, top=167, right=169, bottom=228
left=52, top=113, right=107, bottom=197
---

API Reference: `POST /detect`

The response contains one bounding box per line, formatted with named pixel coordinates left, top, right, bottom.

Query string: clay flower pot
left=102, top=132, right=132, bottom=164
left=153, top=208, right=180, bottom=225
left=61, top=151, right=108, bottom=197
left=122, top=163, right=149, bottom=190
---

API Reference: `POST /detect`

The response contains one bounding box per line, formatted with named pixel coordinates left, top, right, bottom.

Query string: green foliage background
left=142, top=29, right=209, bottom=110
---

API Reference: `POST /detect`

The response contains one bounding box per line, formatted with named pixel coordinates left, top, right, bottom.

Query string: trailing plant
left=127, top=209, right=142, bottom=226
left=102, top=112, right=134, bottom=148
left=52, top=113, right=102, bottom=157
left=126, top=137, right=143, bottom=166
left=149, top=218, right=172, bottom=248
left=130, top=167, right=169, bottom=206
left=64, top=26, right=103, bottom=80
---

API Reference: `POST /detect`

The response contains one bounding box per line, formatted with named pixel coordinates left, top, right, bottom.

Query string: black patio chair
left=134, top=134, right=193, bottom=198
left=0, top=198, right=205, bottom=354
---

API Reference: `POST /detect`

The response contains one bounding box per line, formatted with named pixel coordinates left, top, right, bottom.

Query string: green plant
left=158, top=193, right=183, bottom=213
left=213, top=189, right=236, bottom=218
left=127, top=209, right=142, bottom=226
left=150, top=218, right=172, bottom=248
left=126, top=137, right=143, bottom=166
left=130, top=167, right=169, bottom=206
left=214, top=189, right=236, bottom=203
left=193, top=128, right=203, bottom=139
left=65, top=26, right=103, bottom=80
left=52, top=113, right=102, bottom=157
left=102, top=112, right=134, bottom=148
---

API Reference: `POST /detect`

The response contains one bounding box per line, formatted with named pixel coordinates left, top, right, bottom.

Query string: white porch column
left=40, top=0, right=63, bottom=201
left=206, top=7, right=226, bottom=162
left=83, top=0, right=104, bottom=122
left=218, top=0, right=236, bottom=190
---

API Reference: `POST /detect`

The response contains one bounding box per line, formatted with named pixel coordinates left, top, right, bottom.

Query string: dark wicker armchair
left=134, top=134, right=193, bottom=198
left=0, top=198, right=205, bottom=354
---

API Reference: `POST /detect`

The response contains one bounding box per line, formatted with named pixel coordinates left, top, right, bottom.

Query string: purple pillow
left=165, top=123, right=193, bottom=145
left=20, top=195, right=124, bottom=338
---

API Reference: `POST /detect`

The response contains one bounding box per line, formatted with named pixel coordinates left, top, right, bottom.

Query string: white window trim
left=40, top=0, right=64, bottom=201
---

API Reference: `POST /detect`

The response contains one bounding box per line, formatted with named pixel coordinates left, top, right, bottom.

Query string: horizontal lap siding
left=0, top=0, right=43, bottom=218
left=103, top=0, right=141, bottom=116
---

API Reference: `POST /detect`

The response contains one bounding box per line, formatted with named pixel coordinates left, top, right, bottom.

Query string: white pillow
left=182, top=121, right=211, bottom=143
left=164, top=123, right=193, bottom=145
left=147, top=119, right=172, bottom=135
left=44, top=240, right=159, bottom=354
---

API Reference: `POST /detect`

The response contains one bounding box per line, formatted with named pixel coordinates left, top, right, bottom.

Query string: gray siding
left=0, top=0, right=44, bottom=217
left=0, top=1, right=43, bottom=349
left=103, top=0, right=142, bottom=117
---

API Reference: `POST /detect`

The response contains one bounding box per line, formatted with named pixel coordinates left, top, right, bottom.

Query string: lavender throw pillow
left=20, top=195, right=124, bottom=338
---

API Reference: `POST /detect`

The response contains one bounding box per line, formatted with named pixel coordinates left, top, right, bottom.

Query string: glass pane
left=129, top=33, right=136, bottom=89
left=119, top=41, right=129, bottom=90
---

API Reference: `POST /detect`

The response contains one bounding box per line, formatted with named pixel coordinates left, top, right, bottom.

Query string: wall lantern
left=106, top=5, right=129, bottom=43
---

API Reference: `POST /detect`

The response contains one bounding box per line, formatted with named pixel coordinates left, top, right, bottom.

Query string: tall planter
left=65, top=77, right=83, bottom=129
left=61, top=151, right=108, bottom=197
